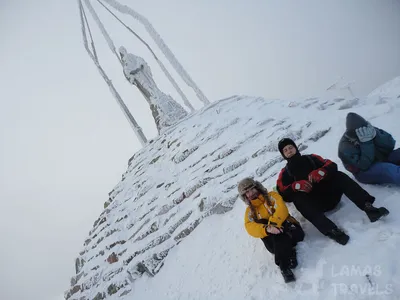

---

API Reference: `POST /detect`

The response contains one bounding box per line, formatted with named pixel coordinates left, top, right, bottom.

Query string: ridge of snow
left=368, top=76, right=400, bottom=100
left=65, top=81, right=400, bottom=300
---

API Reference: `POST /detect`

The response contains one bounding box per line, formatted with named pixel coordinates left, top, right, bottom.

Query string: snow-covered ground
left=65, top=76, right=400, bottom=300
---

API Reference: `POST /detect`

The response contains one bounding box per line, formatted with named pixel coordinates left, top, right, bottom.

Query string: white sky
left=0, top=1, right=399, bottom=299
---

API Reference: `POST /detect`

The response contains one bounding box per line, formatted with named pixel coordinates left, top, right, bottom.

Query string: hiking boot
left=288, top=257, right=298, bottom=269
left=327, top=228, right=349, bottom=245
left=288, top=249, right=298, bottom=269
left=280, top=266, right=295, bottom=283
left=365, top=203, right=389, bottom=222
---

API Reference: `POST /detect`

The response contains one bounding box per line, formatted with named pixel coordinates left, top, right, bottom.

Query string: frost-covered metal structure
left=78, top=0, right=209, bottom=143
left=78, top=0, right=147, bottom=146
left=100, top=0, right=210, bottom=106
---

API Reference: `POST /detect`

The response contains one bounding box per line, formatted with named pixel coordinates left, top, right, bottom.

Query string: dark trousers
left=291, top=171, right=374, bottom=235
left=261, top=222, right=304, bottom=268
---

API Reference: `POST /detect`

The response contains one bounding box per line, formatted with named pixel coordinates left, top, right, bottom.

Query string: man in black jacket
left=276, top=138, right=389, bottom=245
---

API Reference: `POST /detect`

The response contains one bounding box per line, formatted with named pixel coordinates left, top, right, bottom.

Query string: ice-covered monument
left=78, top=0, right=210, bottom=145
left=119, top=47, right=188, bottom=133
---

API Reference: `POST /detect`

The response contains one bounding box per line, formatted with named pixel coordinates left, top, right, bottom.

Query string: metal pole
left=79, top=0, right=148, bottom=146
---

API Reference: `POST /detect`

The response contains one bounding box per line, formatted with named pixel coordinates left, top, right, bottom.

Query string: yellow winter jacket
left=244, top=191, right=291, bottom=238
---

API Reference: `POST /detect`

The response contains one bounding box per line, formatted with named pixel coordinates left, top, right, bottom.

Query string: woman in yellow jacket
left=238, top=177, right=305, bottom=283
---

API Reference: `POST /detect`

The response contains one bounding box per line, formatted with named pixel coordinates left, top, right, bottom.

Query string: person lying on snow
left=338, top=112, right=400, bottom=185
left=238, top=177, right=304, bottom=283
left=276, top=138, right=389, bottom=246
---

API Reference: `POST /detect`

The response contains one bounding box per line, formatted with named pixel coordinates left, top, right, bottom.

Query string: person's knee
left=285, top=223, right=305, bottom=243
left=294, top=227, right=305, bottom=242
left=261, top=237, right=274, bottom=254
left=274, top=234, right=294, bottom=251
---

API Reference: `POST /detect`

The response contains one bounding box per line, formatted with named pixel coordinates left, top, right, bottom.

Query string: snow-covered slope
left=65, top=78, right=400, bottom=300
left=368, top=76, right=400, bottom=101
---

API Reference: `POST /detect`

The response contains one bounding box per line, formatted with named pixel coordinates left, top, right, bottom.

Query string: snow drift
left=65, top=77, right=400, bottom=300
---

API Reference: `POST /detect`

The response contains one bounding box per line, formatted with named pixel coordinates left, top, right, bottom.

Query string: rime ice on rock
left=120, top=47, right=188, bottom=133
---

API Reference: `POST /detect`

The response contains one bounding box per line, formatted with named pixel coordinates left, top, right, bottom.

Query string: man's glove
left=356, top=125, right=376, bottom=143
left=308, top=168, right=326, bottom=183
left=292, top=180, right=313, bottom=193
left=266, top=225, right=283, bottom=235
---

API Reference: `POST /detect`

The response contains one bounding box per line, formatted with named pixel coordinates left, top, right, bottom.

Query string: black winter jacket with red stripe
left=276, top=154, right=338, bottom=201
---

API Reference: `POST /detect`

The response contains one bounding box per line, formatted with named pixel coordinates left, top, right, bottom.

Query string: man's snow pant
left=355, top=148, right=400, bottom=185
left=261, top=222, right=304, bottom=268
left=290, top=171, right=375, bottom=235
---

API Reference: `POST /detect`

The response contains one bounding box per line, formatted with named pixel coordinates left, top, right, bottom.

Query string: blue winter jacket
left=338, top=113, right=396, bottom=174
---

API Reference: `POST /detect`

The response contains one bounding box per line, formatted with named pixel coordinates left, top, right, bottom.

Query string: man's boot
left=364, top=202, right=389, bottom=222
left=327, top=227, right=349, bottom=245
left=288, top=248, right=298, bottom=269
left=280, top=265, right=295, bottom=283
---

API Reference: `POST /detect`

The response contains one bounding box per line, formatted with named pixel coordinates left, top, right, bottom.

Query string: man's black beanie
left=278, top=138, right=299, bottom=158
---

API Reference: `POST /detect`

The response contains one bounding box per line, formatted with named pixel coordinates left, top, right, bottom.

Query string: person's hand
left=266, top=225, right=283, bottom=235
left=356, top=125, right=376, bottom=143
left=292, top=180, right=313, bottom=193
left=308, top=168, right=326, bottom=183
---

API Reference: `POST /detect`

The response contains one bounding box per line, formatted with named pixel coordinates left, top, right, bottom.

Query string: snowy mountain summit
left=65, top=77, right=400, bottom=300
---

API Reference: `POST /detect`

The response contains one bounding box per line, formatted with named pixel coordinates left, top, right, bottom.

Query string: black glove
left=255, top=218, right=269, bottom=225
left=282, top=220, right=299, bottom=238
